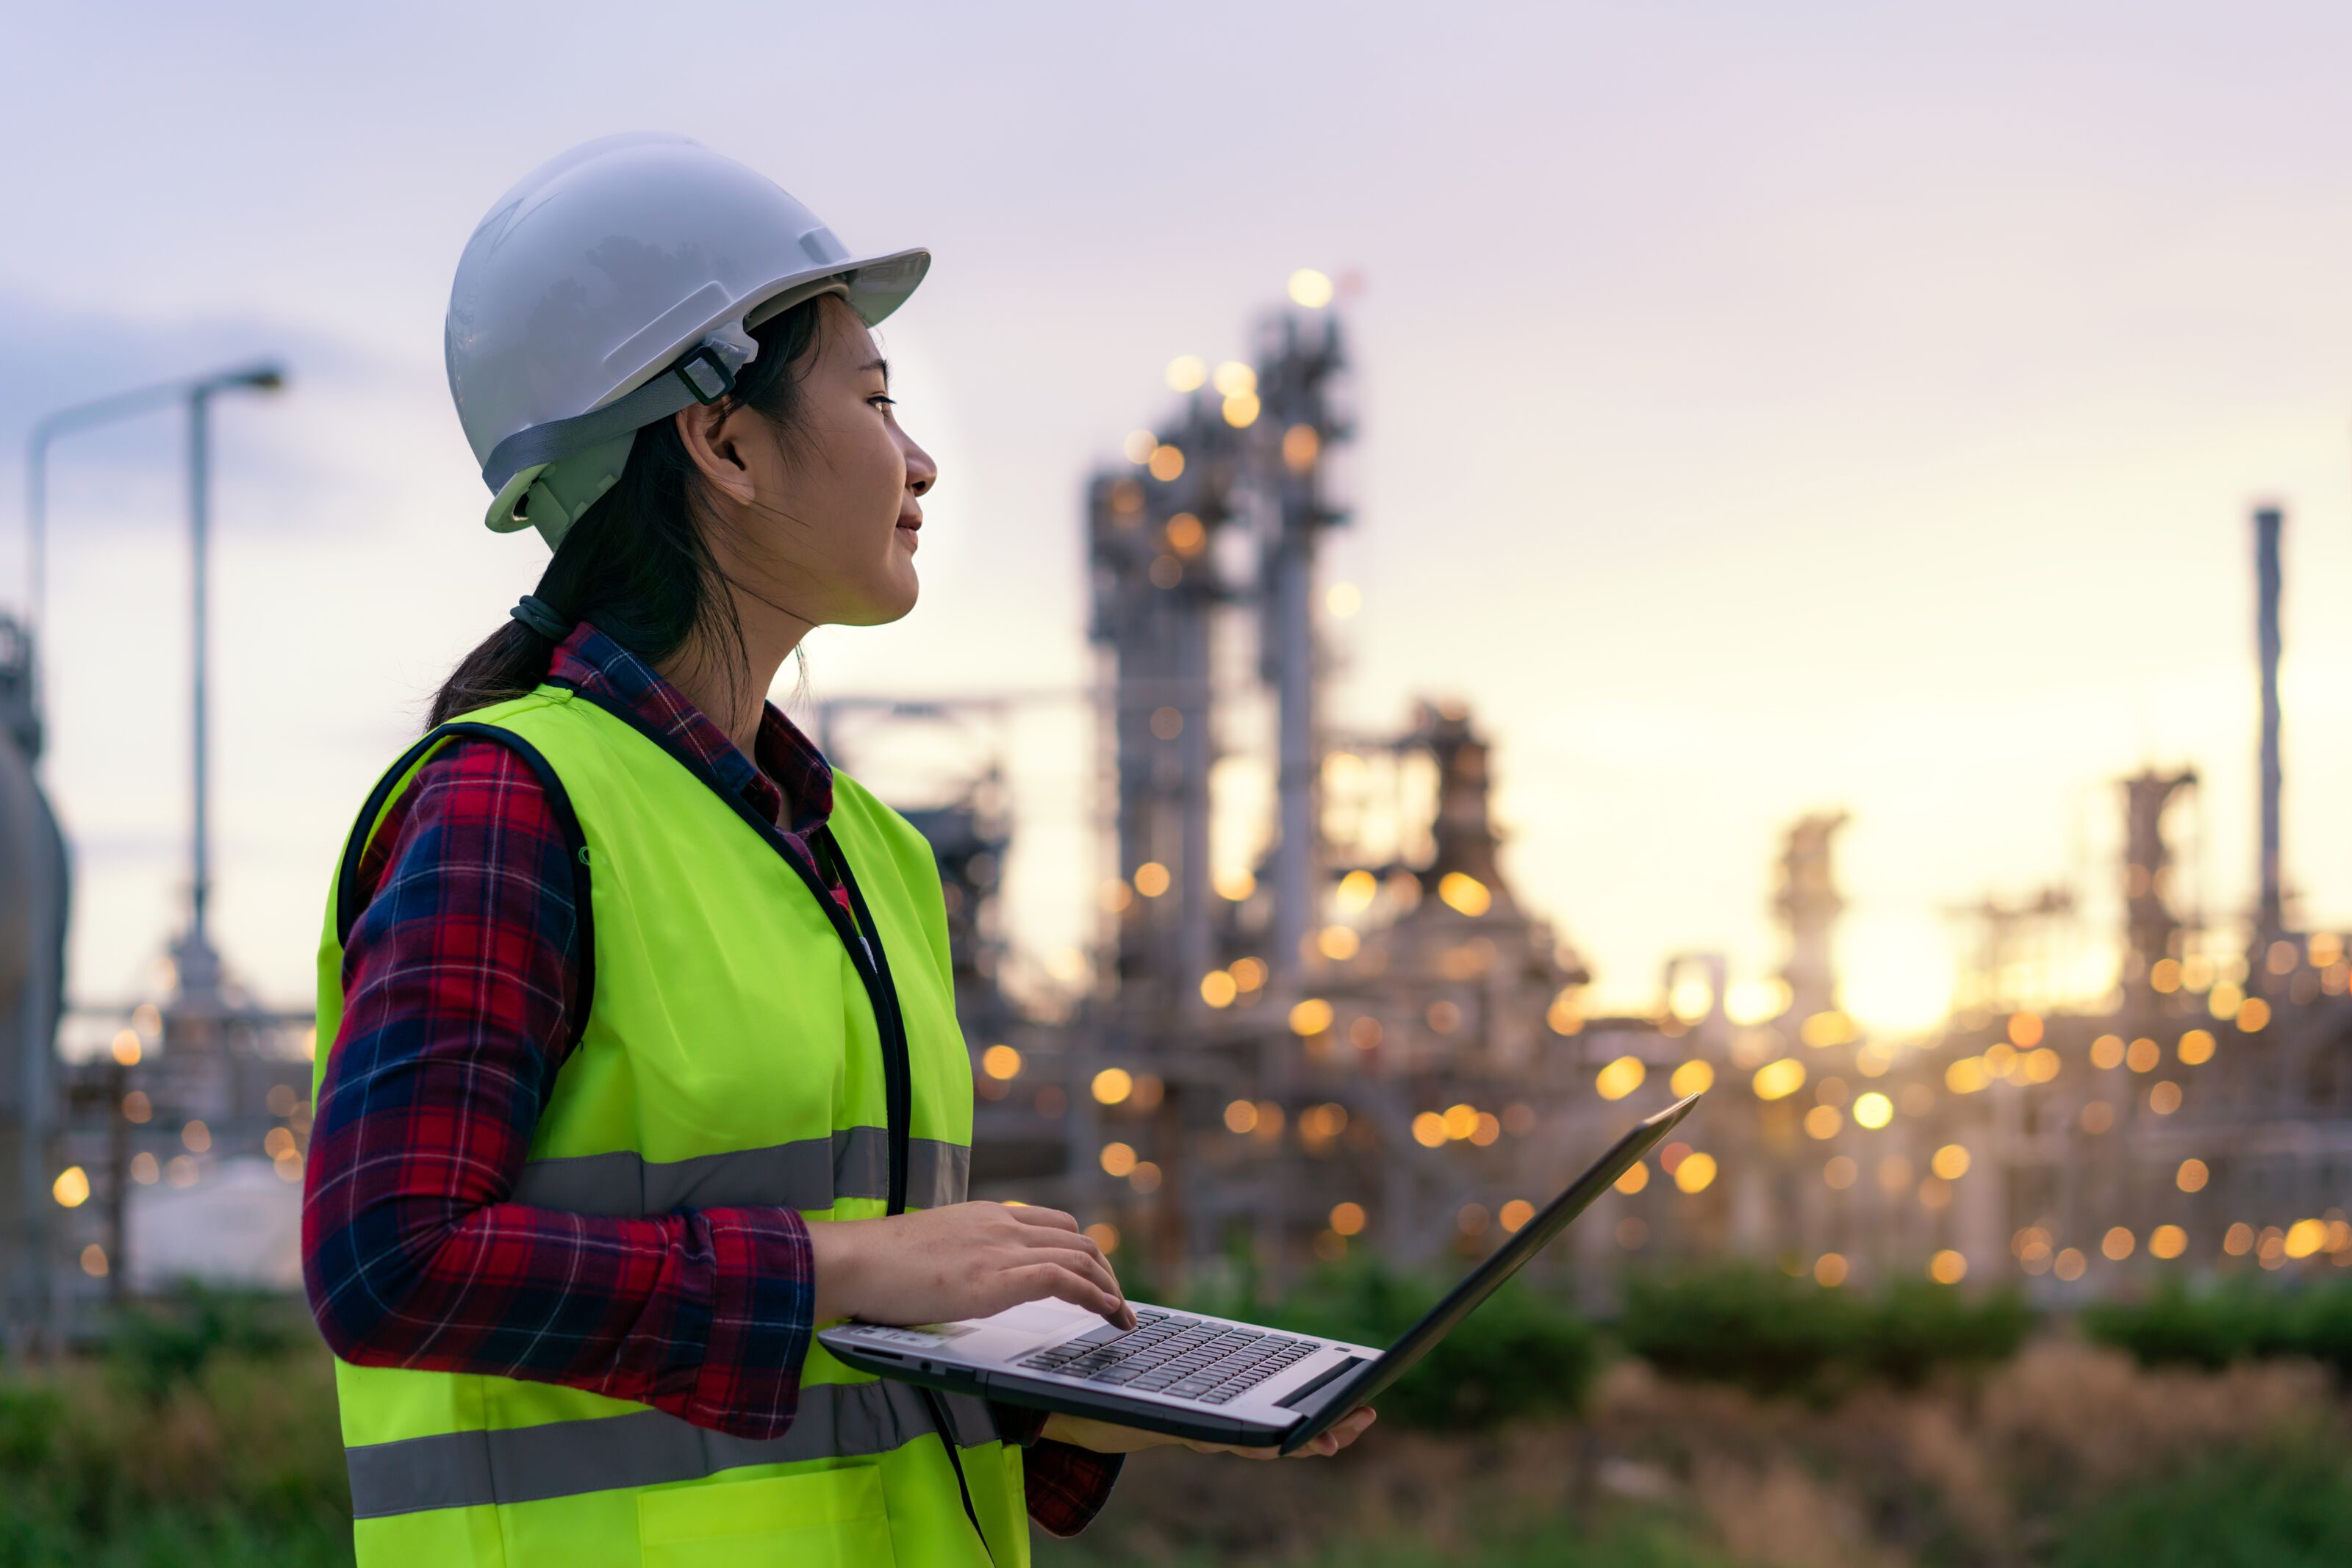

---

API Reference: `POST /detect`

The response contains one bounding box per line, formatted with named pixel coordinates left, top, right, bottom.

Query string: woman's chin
left=870, top=567, right=921, bottom=624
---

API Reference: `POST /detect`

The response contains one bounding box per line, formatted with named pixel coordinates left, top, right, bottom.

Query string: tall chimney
left=2254, top=504, right=2285, bottom=957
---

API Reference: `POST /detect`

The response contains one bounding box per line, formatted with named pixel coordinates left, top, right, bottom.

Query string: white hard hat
left=445, top=131, right=929, bottom=547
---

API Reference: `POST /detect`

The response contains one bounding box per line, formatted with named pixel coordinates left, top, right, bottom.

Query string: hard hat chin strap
left=482, top=323, right=759, bottom=498
left=520, top=433, right=638, bottom=550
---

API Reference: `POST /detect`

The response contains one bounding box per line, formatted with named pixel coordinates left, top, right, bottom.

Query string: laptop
left=820, top=1091, right=1700, bottom=1455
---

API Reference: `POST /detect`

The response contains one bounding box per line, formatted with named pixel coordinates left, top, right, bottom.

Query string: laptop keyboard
left=1016, top=1309, right=1322, bottom=1404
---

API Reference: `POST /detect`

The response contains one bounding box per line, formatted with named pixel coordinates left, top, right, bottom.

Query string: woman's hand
left=808, top=1201, right=1135, bottom=1331
left=1039, top=1405, right=1377, bottom=1460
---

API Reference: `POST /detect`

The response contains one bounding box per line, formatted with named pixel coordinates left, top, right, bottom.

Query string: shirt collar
left=547, top=622, right=834, bottom=835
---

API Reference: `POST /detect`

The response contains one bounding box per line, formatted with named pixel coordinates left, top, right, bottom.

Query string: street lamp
left=12, top=364, right=283, bottom=1345
left=23, top=361, right=288, bottom=999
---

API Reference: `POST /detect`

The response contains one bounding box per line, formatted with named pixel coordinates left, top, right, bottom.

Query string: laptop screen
left=1280, top=1090, right=1702, bottom=1446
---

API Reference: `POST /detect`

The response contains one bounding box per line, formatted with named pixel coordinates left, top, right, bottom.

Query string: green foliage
left=1619, top=1264, right=1857, bottom=1396
left=0, top=1345, right=350, bottom=1568
left=2082, top=1279, right=2269, bottom=1371
left=106, top=1281, right=298, bottom=1406
left=1230, top=1259, right=1602, bottom=1431
left=0, top=1382, right=65, bottom=1472
left=0, top=1506, right=352, bottom=1568
left=1618, top=1264, right=2029, bottom=1398
left=1327, top=1511, right=1740, bottom=1568
left=1854, top=1278, right=2032, bottom=1388
left=1219, top=1259, right=2035, bottom=1417
left=2083, top=1278, right=2352, bottom=1383
left=2282, top=1280, right=2352, bottom=1382
left=2048, top=1435, right=2352, bottom=1568
left=1036, top=1507, right=1740, bottom=1568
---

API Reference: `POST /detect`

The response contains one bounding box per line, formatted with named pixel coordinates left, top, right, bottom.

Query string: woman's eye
left=870, top=394, right=896, bottom=410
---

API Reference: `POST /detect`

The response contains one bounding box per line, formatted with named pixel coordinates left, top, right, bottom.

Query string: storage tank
left=0, top=616, right=69, bottom=1340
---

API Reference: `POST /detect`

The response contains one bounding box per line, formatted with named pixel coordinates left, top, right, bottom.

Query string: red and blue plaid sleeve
left=301, top=736, right=818, bottom=1439
left=992, top=1402, right=1126, bottom=1536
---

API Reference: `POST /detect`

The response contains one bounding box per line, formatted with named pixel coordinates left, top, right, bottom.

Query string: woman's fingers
left=1011, top=1219, right=1111, bottom=1271
left=1014, top=1231, right=1125, bottom=1298
left=1049, top=1247, right=1127, bottom=1309
left=1297, top=1407, right=1377, bottom=1456
left=825, top=1206, right=1147, bottom=1329
left=1186, top=1439, right=1281, bottom=1458
left=1008, top=1260, right=1130, bottom=1324
left=997, top=1208, right=1130, bottom=1303
left=1182, top=1406, right=1378, bottom=1461
left=1005, top=1225, right=1128, bottom=1308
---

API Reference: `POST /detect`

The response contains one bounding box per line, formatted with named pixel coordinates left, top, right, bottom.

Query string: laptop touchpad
left=989, top=1299, right=1097, bottom=1334
left=953, top=1298, right=1100, bottom=1358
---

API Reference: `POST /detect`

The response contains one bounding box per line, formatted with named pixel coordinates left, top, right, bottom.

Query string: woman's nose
left=903, top=436, right=938, bottom=497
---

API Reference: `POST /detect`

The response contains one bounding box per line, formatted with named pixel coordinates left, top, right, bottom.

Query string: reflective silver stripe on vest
left=345, top=1381, right=1000, bottom=1520
left=511, top=1128, right=970, bottom=1215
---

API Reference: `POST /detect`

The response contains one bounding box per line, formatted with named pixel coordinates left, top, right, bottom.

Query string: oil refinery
left=6, top=281, right=2351, bottom=1347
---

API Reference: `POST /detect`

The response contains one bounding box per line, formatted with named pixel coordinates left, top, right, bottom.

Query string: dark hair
left=427, top=295, right=830, bottom=730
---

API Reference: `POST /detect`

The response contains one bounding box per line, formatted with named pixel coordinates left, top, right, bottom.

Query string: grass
left=0, top=1348, right=351, bottom=1568
left=2048, top=1435, right=2352, bottom=1568
left=1036, top=1508, right=1742, bottom=1567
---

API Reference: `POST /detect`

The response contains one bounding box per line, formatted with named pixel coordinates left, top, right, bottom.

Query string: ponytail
left=428, top=618, right=556, bottom=729
left=426, top=295, right=829, bottom=730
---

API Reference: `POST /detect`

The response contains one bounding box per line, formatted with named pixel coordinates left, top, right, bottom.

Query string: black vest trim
left=814, top=821, right=916, bottom=1216
left=334, top=721, right=597, bottom=1057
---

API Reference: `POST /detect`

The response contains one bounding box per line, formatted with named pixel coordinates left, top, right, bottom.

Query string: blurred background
left=8, top=3, right=2352, bottom=1564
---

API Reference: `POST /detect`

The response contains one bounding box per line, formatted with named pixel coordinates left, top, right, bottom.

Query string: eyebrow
left=859, top=356, right=890, bottom=383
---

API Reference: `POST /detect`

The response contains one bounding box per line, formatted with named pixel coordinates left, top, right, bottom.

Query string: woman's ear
left=674, top=402, right=759, bottom=506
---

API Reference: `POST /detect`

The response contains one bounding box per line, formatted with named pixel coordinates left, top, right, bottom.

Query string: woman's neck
left=653, top=597, right=811, bottom=760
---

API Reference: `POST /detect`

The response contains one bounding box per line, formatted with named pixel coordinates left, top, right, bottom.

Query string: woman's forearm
left=302, top=1186, right=819, bottom=1438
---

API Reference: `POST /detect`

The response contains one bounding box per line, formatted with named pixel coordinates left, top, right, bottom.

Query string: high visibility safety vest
left=311, top=682, right=1028, bottom=1568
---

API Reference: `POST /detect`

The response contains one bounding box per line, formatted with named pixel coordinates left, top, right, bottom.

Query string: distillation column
left=1256, top=311, right=1350, bottom=990
left=2252, top=503, right=2287, bottom=974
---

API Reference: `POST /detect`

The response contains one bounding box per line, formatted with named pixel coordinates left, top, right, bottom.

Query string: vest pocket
left=637, top=1464, right=896, bottom=1567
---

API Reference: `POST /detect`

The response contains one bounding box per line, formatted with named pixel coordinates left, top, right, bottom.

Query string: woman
left=301, top=132, right=1372, bottom=1568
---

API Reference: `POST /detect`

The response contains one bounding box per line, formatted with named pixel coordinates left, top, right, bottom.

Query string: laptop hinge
left=1277, top=1354, right=1369, bottom=1411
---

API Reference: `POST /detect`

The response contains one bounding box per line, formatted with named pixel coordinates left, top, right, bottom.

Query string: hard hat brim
left=479, top=245, right=931, bottom=536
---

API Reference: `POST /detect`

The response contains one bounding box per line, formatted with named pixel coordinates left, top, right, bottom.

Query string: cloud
left=0, top=286, right=438, bottom=532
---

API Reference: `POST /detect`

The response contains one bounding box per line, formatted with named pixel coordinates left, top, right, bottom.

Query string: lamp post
left=24, top=363, right=286, bottom=1004
left=15, top=364, right=284, bottom=1344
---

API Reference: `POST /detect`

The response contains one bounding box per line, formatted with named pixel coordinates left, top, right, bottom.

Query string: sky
left=7, top=1, right=2352, bottom=1035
